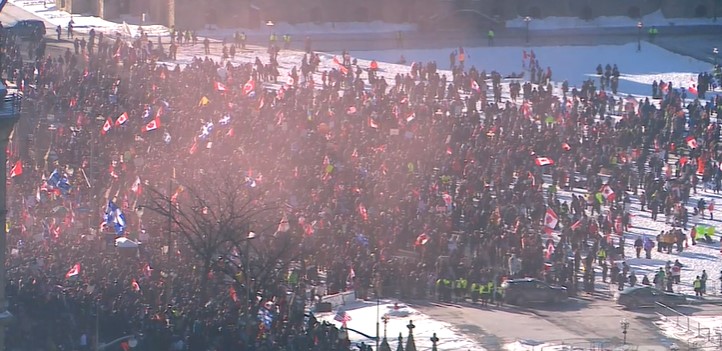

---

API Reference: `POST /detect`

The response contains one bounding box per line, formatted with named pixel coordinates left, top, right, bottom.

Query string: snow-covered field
left=349, top=43, right=711, bottom=96
left=10, top=0, right=722, bottom=349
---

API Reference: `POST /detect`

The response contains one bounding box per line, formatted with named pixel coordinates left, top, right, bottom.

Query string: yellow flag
left=198, top=96, right=210, bottom=106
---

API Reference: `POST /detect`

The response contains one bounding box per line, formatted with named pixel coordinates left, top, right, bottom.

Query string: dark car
left=615, top=286, right=687, bottom=309
left=4, top=19, right=46, bottom=40
left=500, top=278, right=568, bottom=305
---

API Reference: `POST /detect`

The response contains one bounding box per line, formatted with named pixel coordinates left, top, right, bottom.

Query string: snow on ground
left=507, top=10, right=720, bottom=30
left=316, top=300, right=485, bottom=351
left=348, top=43, right=712, bottom=96
left=656, top=315, right=722, bottom=349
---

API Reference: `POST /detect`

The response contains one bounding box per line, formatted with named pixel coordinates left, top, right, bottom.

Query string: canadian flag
left=189, top=137, right=198, bottom=155
left=143, top=117, right=160, bottom=132
left=131, top=176, right=142, bottom=196
left=333, top=56, right=349, bottom=74
left=686, top=136, right=698, bottom=150
left=570, top=219, right=583, bottom=230
left=358, top=203, right=368, bottom=221
left=242, top=78, right=255, bottom=96
left=545, top=241, right=556, bottom=260
left=544, top=208, right=558, bottom=231
left=214, top=81, right=227, bottom=91
left=562, top=142, right=571, bottom=151
left=406, top=113, right=416, bottom=123
left=415, top=233, right=429, bottom=246
left=471, top=79, right=480, bottom=92
left=65, top=263, right=81, bottom=279
left=101, top=117, right=113, bottom=135
left=115, top=112, right=129, bottom=126
left=277, top=212, right=290, bottom=233
left=131, top=278, right=141, bottom=292
left=601, top=185, right=616, bottom=202
left=9, top=160, right=22, bottom=178
left=442, top=193, right=452, bottom=207
left=368, top=117, right=379, bottom=129
left=535, top=157, right=554, bottom=166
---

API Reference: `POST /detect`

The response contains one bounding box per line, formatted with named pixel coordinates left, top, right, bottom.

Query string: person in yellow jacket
left=487, top=29, right=495, bottom=46
left=693, top=276, right=703, bottom=297
left=480, top=282, right=490, bottom=306
left=470, top=282, right=480, bottom=303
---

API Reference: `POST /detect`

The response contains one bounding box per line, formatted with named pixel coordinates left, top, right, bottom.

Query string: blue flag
left=104, top=201, right=126, bottom=235
left=48, top=169, right=61, bottom=188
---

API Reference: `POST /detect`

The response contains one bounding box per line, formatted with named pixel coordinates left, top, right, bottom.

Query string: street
left=411, top=295, right=722, bottom=349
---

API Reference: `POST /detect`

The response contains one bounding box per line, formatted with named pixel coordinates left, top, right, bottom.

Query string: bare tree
left=144, top=178, right=278, bottom=301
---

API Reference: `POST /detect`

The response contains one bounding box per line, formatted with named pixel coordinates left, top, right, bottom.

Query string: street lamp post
left=620, top=318, right=630, bottom=345
left=246, top=231, right=256, bottom=312
left=524, top=16, right=531, bottom=44
left=0, top=82, right=21, bottom=351
left=714, top=47, right=719, bottom=66
left=636, top=22, right=643, bottom=52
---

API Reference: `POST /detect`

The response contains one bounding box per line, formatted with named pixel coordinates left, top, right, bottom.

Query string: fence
left=655, top=302, right=722, bottom=349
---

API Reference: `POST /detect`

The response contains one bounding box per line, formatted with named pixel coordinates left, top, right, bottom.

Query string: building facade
left=55, top=0, right=722, bottom=29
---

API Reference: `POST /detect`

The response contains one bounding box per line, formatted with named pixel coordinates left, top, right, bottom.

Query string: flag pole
left=167, top=176, right=172, bottom=257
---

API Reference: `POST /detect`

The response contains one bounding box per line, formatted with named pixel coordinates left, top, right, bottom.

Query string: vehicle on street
left=615, top=285, right=687, bottom=309
left=4, top=19, right=46, bottom=40
left=501, top=278, right=568, bottom=305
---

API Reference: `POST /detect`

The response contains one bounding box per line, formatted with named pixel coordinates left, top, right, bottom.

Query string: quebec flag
left=104, top=200, right=126, bottom=235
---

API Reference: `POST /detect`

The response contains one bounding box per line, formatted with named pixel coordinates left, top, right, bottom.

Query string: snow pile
left=507, top=10, right=719, bottom=30
left=316, top=300, right=485, bottom=351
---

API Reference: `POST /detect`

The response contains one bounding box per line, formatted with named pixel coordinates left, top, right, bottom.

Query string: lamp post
left=265, top=20, right=275, bottom=48
left=636, top=22, right=643, bottom=52
left=246, top=231, right=256, bottom=312
left=714, top=47, right=719, bottom=66
left=620, top=318, right=630, bottom=345
left=524, top=16, right=531, bottom=44
left=0, top=82, right=21, bottom=351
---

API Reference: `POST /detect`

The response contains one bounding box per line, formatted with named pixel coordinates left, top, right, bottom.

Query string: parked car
left=4, top=19, right=46, bottom=40
left=615, top=286, right=687, bottom=309
left=501, top=278, right=568, bottom=305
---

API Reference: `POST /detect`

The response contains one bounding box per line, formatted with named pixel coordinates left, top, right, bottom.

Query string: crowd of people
left=0, top=16, right=720, bottom=351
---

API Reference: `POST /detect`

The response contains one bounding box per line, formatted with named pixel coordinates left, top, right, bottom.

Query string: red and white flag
left=535, top=157, right=554, bottom=166
left=214, top=81, right=227, bottom=91
left=131, top=278, right=141, bottom=292
left=368, top=117, right=379, bottom=129
left=242, top=78, right=255, bottom=96
left=189, top=138, right=198, bottom=155
left=115, top=112, right=129, bottom=126
left=131, top=176, right=142, bottom=196
left=333, top=56, right=349, bottom=74
left=143, top=117, right=160, bottom=132
left=9, top=160, right=22, bottom=178
left=471, top=79, right=480, bottom=92
left=101, top=117, right=113, bottom=135
left=277, top=212, right=290, bottom=233
left=358, top=203, right=368, bottom=221
left=406, top=113, right=416, bottom=123
left=65, top=263, right=81, bottom=279
left=601, top=185, right=616, bottom=202
left=544, top=208, right=558, bottom=231
left=686, top=136, right=698, bottom=150
left=415, top=233, right=429, bottom=246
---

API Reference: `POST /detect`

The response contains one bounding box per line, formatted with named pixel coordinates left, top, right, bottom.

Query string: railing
left=655, top=302, right=722, bottom=348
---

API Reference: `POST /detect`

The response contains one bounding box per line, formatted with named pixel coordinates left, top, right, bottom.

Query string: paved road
left=411, top=296, right=722, bottom=350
